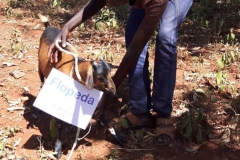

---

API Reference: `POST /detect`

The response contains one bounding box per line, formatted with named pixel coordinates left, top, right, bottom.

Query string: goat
left=37, top=14, right=124, bottom=159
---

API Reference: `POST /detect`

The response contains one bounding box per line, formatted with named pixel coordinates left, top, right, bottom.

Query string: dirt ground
left=0, top=0, right=240, bottom=160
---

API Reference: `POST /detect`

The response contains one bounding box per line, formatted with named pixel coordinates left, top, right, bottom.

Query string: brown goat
left=37, top=14, right=116, bottom=159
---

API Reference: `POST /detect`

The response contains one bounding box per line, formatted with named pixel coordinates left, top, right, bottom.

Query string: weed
left=94, top=42, right=114, bottom=62
left=110, top=3, right=130, bottom=21
left=10, top=29, right=23, bottom=55
left=5, top=7, right=12, bottom=18
left=95, top=7, right=119, bottom=31
left=78, top=23, right=85, bottom=31
left=181, top=90, right=205, bottom=145
left=190, top=0, right=240, bottom=34
left=215, top=28, right=238, bottom=91
left=51, top=0, right=61, bottom=8
left=0, top=125, right=22, bottom=159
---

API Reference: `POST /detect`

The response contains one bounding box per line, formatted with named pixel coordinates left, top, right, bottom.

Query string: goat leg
left=99, top=114, right=125, bottom=147
left=54, top=119, right=63, bottom=159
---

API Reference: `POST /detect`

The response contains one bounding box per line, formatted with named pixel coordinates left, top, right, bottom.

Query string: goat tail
left=37, top=13, right=50, bottom=28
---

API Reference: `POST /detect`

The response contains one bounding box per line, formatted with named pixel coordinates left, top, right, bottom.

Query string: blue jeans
left=126, top=0, right=193, bottom=118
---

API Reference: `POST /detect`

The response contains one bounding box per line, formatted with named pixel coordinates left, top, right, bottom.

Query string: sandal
left=115, top=111, right=155, bottom=132
left=155, top=118, right=176, bottom=145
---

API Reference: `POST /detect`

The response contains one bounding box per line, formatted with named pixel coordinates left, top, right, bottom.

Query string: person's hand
left=47, top=25, right=70, bottom=63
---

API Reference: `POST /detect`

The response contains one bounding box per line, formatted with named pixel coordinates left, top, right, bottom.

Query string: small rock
left=8, top=155, right=15, bottom=160
left=10, top=70, right=25, bottom=79
left=0, top=83, right=6, bottom=87
left=17, top=156, right=25, bottom=160
left=22, top=87, right=29, bottom=93
left=2, top=62, right=18, bottom=67
left=21, top=97, right=29, bottom=102
left=18, top=53, right=23, bottom=59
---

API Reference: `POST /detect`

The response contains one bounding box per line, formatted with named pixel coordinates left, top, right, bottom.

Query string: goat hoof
left=54, top=139, right=62, bottom=159
left=113, top=134, right=126, bottom=148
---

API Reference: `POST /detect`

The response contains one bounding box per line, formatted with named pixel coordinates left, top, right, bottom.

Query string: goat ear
left=85, top=65, right=94, bottom=90
left=92, top=61, right=98, bottom=69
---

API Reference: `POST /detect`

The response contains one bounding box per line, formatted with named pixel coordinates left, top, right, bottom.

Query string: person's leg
left=152, top=0, right=193, bottom=144
left=152, top=0, right=193, bottom=118
left=125, top=8, right=151, bottom=115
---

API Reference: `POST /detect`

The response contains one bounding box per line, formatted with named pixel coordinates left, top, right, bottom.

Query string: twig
left=144, top=130, right=155, bottom=137
left=7, top=107, right=25, bottom=111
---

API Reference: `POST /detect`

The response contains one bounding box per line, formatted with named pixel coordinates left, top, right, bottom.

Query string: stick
left=7, top=107, right=25, bottom=111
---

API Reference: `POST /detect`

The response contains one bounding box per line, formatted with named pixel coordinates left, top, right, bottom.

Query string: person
left=47, top=0, right=192, bottom=145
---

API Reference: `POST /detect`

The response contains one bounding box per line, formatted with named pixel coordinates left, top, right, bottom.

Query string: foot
left=155, top=118, right=176, bottom=145
left=116, top=111, right=155, bottom=131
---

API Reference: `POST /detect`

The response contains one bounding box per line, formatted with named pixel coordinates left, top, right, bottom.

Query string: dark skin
left=47, top=0, right=170, bottom=144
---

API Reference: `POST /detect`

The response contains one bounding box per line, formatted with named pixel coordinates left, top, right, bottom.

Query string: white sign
left=33, top=68, right=103, bottom=130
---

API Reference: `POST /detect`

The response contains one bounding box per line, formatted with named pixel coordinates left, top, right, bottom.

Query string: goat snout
left=106, top=78, right=116, bottom=94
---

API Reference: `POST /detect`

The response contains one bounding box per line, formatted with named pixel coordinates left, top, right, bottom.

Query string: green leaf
left=95, top=22, right=99, bottom=30
left=112, top=20, right=117, bottom=28
left=222, top=72, right=227, bottom=79
left=217, top=59, right=224, bottom=69
left=119, top=117, right=128, bottom=128
left=230, top=32, right=235, bottom=40
left=136, top=128, right=144, bottom=142
left=52, top=0, right=58, bottom=7
left=181, top=113, right=190, bottom=129
left=0, top=141, right=3, bottom=150
left=197, top=108, right=203, bottom=123
left=183, top=122, right=192, bottom=141
left=197, top=129, right=202, bottom=144
left=195, top=88, right=205, bottom=95
left=219, top=85, right=225, bottom=91
left=205, top=20, right=209, bottom=28
left=106, top=21, right=110, bottom=27
left=230, top=84, right=235, bottom=92
left=230, top=50, right=235, bottom=62
left=49, top=119, right=57, bottom=139
left=216, top=71, right=223, bottom=85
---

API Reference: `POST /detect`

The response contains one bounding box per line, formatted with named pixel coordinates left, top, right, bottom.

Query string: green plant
left=78, top=23, right=85, bottom=31
left=189, top=0, right=240, bottom=34
left=181, top=91, right=204, bottom=145
left=110, top=3, right=130, bottom=21
left=11, top=43, right=21, bottom=55
left=181, top=112, right=192, bottom=142
left=95, top=8, right=119, bottom=30
left=136, top=128, right=144, bottom=143
left=51, top=0, right=61, bottom=7
left=227, top=28, right=236, bottom=46
left=5, top=7, right=12, bottom=18
left=94, top=42, right=115, bottom=62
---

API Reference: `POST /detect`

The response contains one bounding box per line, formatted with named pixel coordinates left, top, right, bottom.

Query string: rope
left=55, top=39, right=82, bottom=82
left=55, top=40, right=92, bottom=159
left=66, top=125, right=92, bottom=160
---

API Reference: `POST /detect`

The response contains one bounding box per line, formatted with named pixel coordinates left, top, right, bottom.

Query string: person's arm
left=48, top=0, right=107, bottom=63
left=112, top=0, right=168, bottom=88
